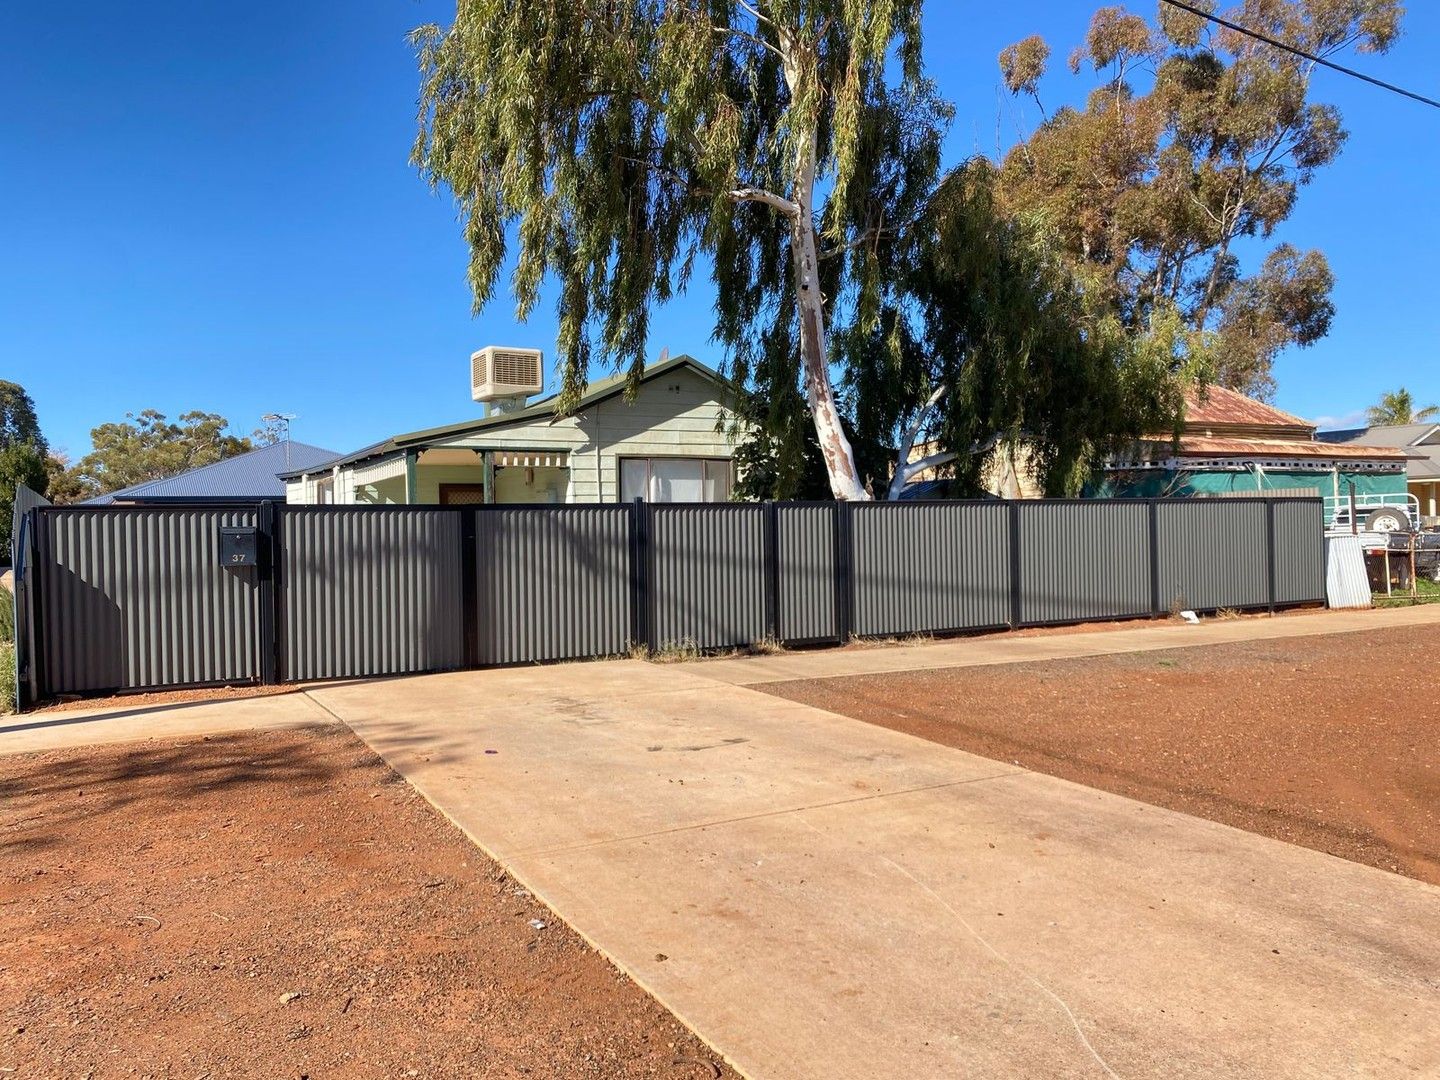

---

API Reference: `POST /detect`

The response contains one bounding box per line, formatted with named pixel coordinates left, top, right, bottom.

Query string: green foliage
left=0, top=584, right=13, bottom=714
left=0, top=382, right=49, bottom=554
left=0, top=443, right=48, bottom=554
left=42, top=453, right=88, bottom=505
left=0, top=381, right=46, bottom=455
left=862, top=160, right=1190, bottom=497
left=730, top=402, right=899, bottom=499
left=737, top=160, right=1192, bottom=498
left=412, top=0, right=950, bottom=497
left=0, top=643, right=13, bottom=715
left=996, top=0, right=1401, bottom=398
left=1366, top=388, right=1439, bottom=427
left=61, top=410, right=254, bottom=500
left=1, top=585, right=14, bottom=644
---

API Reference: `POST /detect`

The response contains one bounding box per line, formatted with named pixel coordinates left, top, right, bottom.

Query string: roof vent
left=471, top=346, right=543, bottom=406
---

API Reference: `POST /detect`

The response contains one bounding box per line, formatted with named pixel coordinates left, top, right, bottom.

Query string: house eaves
left=281, top=354, right=735, bottom=479
left=390, top=354, right=732, bottom=448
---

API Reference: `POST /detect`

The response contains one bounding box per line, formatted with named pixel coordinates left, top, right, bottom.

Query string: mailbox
left=219, top=526, right=259, bottom=567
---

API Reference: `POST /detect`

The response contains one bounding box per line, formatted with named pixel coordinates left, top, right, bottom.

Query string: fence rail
left=10, top=493, right=1327, bottom=706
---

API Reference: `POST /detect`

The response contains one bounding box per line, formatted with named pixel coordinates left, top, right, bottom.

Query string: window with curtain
left=618, top=458, right=732, bottom=503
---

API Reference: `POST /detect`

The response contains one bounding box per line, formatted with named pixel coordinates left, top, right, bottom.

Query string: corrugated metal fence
left=12, top=495, right=1327, bottom=705
left=281, top=508, right=466, bottom=681
left=9, top=483, right=53, bottom=706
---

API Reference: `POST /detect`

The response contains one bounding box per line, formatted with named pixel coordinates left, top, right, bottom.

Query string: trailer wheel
left=1364, top=507, right=1410, bottom=533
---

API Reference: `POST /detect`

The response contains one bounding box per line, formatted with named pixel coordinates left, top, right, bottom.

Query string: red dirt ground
left=762, top=624, right=1440, bottom=886
left=0, top=726, right=734, bottom=1079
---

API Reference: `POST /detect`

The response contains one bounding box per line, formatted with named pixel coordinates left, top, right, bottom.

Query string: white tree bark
left=886, top=384, right=958, bottom=500
left=778, top=23, right=868, bottom=502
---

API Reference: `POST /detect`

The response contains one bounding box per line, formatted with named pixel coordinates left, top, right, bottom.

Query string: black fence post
left=833, top=501, right=854, bottom=643
left=763, top=501, right=781, bottom=643
left=1265, top=498, right=1277, bottom=613
left=630, top=498, right=651, bottom=651
left=1148, top=499, right=1162, bottom=616
left=461, top=508, right=480, bottom=667
left=258, top=502, right=282, bottom=685
left=1008, top=500, right=1023, bottom=629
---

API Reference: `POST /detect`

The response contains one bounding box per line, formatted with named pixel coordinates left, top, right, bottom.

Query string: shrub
left=0, top=643, right=14, bottom=714
left=0, top=585, right=13, bottom=645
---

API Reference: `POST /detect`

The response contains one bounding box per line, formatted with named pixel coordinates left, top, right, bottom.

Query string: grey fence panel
left=19, top=495, right=1328, bottom=707
left=10, top=484, right=51, bottom=708
left=477, top=506, right=632, bottom=664
left=651, top=505, right=767, bottom=650
left=36, top=507, right=260, bottom=695
left=281, top=508, right=464, bottom=681
left=1018, top=501, right=1152, bottom=624
left=1156, top=500, right=1270, bottom=611
left=777, top=504, right=840, bottom=642
left=1273, top=499, right=1326, bottom=604
left=10, top=482, right=49, bottom=564
left=851, top=502, right=1011, bottom=636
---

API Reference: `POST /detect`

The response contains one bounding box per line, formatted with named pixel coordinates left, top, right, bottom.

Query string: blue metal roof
left=86, top=441, right=339, bottom=504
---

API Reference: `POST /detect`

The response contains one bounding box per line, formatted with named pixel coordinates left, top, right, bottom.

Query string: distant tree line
left=1, top=380, right=265, bottom=549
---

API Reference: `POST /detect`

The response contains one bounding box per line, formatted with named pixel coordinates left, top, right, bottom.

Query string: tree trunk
left=780, top=29, right=869, bottom=503
left=790, top=212, right=868, bottom=501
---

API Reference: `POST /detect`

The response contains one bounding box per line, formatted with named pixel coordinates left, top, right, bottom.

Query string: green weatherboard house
left=1096, top=385, right=1409, bottom=503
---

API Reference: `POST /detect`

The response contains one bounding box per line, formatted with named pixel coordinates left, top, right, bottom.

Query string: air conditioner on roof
left=471, top=346, right=543, bottom=406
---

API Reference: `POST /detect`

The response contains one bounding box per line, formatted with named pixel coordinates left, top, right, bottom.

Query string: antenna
left=261, top=413, right=298, bottom=468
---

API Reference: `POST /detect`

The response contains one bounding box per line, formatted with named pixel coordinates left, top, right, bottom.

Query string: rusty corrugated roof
left=1174, top=436, right=1409, bottom=461
left=1184, top=385, right=1313, bottom=434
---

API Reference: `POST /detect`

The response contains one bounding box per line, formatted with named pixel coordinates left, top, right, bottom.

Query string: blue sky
left=3, top=2, right=1436, bottom=459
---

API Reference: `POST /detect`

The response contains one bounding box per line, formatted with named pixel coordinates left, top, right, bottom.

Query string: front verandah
left=355, top=448, right=571, bottom=505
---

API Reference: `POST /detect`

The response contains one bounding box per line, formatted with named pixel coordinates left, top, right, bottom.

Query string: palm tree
left=1366, top=387, right=1439, bottom=427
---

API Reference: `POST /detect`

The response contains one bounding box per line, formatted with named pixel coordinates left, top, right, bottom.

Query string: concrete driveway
left=309, top=659, right=1440, bottom=1080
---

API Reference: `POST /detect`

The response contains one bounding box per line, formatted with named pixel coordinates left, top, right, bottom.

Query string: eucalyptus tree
left=997, top=0, right=1402, bottom=398
left=59, top=411, right=253, bottom=499
left=0, top=381, right=48, bottom=550
left=846, top=160, right=1190, bottom=499
left=410, top=0, right=949, bottom=500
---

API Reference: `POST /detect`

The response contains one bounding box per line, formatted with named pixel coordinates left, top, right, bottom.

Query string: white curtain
left=652, top=459, right=704, bottom=502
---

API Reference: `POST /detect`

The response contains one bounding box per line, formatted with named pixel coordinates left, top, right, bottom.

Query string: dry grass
left=648, top=637, right=702, bottom=663
left=746, top=636, right=787, bottom=656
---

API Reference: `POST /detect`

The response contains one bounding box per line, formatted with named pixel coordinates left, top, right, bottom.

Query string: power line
left=1158, top=0, right=1440, bottom=110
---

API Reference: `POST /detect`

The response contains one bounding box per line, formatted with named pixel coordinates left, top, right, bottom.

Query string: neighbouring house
left=1094, top=384, right=1410, bottom=509
left=86, top=440, right=339, bottom=505
left=1316, top=422, right=1440, bottom=524
left=283, top=352, right=742, bottom=505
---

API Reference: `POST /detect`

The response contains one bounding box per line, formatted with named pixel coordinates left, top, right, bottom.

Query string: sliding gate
left=11, top=493, right=1327, bottom=706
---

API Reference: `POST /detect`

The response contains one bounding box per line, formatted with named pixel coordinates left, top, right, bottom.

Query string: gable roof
left=1316, top=422, right=1440, bottom=447
left=1316, top=422, right=1440, bottom=479
left=281, top=354, right=733, bottom=478
left=1183, top=385, right=1314, bottom=438
left=87, top=441, right=340, bottom=504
